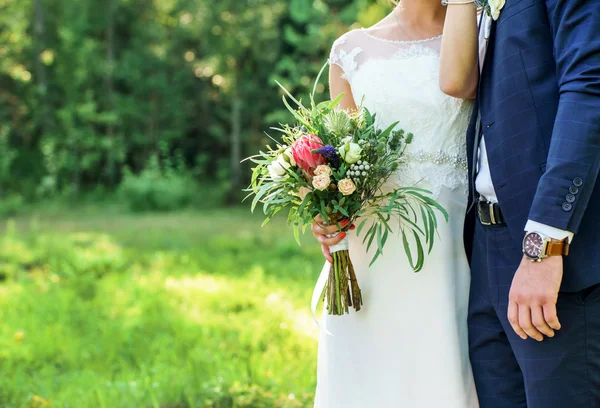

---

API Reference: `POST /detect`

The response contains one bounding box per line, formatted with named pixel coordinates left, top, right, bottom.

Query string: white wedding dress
left=314, top=29, right=479, bottom=408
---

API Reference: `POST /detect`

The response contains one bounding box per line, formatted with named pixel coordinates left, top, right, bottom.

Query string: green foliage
left=0, top=226, right=127, bottom=298
left=119, top=155, right=195, bottom=211
left=0, top=208, right=321, bottom=407
left=0, top=194, right=25, bottom=217
left=0, top=0, right=393, bottom=201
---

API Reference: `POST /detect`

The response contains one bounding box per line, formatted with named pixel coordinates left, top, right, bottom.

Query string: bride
left=311, top=1, right=480, bottom=407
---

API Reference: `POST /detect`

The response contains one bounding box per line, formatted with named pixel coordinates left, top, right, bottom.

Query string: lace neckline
left=360, top=28, right=442, bottom=45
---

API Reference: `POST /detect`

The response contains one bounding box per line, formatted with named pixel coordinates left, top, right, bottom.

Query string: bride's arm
left=329, top=64, right=358, bottom=111
left=439, top=4, right=479, bottom=99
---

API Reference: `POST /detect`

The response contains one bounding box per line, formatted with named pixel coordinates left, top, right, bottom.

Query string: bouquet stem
left=326, top=237, right=362, bottom=315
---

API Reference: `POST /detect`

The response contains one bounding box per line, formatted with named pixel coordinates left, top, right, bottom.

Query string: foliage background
left=0, top=0, right=392, bottom=206
left=0, top=0, right=394, bottom=406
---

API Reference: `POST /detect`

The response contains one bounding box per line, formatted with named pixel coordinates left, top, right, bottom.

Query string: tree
left=0, top=0, right=392, bottom=202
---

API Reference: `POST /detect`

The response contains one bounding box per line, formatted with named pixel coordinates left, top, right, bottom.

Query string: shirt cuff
left=525, top=220, right=574, bottom=243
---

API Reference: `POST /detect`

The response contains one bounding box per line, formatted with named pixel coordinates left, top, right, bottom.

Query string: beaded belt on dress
left=404, top=149, right=468, bottom=171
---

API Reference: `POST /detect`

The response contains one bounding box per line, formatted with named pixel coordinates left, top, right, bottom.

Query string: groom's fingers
left=531, top=305, right=555, bottom=338
left=543, top=303, right=561, bottom=331
left=508, top=302, right=528, bottom=340
left=518, top=305, right=544, bottom=342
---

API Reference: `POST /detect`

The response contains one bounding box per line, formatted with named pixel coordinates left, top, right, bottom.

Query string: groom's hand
left=508, top=256, right=563, bottom=341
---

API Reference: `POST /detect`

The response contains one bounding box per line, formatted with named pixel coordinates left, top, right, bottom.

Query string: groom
left=466, top=0, right=600, bottom=406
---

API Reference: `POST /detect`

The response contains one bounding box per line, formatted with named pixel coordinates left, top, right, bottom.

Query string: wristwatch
left=522, top=232, right=570, bottom=262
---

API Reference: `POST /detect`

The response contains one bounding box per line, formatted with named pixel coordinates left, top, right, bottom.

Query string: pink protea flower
left=291, top=134, right=327, bottom=172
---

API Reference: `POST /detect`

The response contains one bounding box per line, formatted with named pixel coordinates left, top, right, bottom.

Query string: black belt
left=477, top=200, right=506, bottom=226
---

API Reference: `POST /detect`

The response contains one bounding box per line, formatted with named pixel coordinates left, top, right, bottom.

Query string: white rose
left=339, top=142, right=362, bottom=164
left=284, top=147, right=297, bottom=166
left=314, top=164, right=333, bottom=177
left=488, top=0, right=505, bottom=20
left=338, top=178, right=357, bottom=196
left=312, top=174, right=331, bottom=191
left=268, top=160, right=287, bottom=180
left=276, top=154, right=291, bottom=171
left=298, top=186, right=312, bottom=200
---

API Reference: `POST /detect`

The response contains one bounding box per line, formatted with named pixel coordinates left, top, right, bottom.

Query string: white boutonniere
left=477, top=0, right=506, bottom=20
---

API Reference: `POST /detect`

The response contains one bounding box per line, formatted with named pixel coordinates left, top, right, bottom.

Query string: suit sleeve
left=528, top=0, right=600, bottom=234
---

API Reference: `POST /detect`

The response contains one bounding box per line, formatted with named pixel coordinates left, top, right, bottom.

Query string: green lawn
left=0, top=206, right=323, bottom=407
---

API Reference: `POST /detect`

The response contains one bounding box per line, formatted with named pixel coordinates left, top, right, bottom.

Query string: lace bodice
left=329, top=29, right=474, bottom=197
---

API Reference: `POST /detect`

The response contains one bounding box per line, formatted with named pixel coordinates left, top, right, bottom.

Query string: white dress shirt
left=475, top=15, right=573, bottom=242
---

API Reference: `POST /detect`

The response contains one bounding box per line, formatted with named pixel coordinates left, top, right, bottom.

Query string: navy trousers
left=469, top=219, right=600, bottom=408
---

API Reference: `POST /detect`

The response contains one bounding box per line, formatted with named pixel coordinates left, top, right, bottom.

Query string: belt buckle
left=489, top=202, right=497, bottom=225
left=477, top=201, right=492, bottom=226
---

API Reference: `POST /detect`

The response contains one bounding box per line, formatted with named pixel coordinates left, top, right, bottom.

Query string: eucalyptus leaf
left=413, top=230, right=425, bottom=272
left=356, top=218, right=368, bottom=236
left=402, top=230, right=415, bottom=270
left=293, top=224, right=301, bottom=246
left=366, top=226, right=377, bottom=252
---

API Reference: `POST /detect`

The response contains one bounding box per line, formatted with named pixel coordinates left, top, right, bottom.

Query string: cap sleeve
left=328, top=31, right=363, bottom=83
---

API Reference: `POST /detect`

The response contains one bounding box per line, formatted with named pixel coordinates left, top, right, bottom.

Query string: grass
left=0, top=206, right=323, bottom=408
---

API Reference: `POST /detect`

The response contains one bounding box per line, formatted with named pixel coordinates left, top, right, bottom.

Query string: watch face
left=524, top=232, right=544, bottom=259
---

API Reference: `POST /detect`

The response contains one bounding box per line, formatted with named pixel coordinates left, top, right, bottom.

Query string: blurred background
left=0, top=0, right=392, bottom=406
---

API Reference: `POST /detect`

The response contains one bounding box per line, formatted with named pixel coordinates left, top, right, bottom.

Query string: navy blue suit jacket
left=466, top=0, right=600, bottom=291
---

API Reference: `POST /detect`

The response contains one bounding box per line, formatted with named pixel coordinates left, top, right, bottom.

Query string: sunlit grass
left=0, top=207, right=323, bottom=407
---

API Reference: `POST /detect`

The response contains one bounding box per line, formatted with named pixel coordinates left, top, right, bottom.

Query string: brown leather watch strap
left=547, top=238, right=570, bottom=256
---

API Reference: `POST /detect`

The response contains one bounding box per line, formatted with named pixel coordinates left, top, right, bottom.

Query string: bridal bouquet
left=244, top=66, right=448, bottom=315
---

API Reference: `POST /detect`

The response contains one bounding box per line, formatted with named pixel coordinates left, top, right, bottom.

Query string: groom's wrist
left=523, top=230, right=570, bottom=261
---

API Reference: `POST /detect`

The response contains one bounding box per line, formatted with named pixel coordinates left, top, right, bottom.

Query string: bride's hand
left=311, top=214, right=355, bottom=263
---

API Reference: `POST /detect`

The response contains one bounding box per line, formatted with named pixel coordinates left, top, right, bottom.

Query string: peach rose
left=312, top=174, right=331, bottom=191
left=298, top=186, right=312, bottom=200
left=338, top=178, right=357, bottom=196
left=314, top=165, right=333, bottom=177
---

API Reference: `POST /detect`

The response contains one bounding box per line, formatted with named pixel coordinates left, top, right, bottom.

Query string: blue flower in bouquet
left=312, top=145, right=341, bottom=168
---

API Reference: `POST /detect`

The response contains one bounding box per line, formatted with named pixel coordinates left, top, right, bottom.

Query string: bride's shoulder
left=331, top=29, right=364, bottom=50
left=330, top=29, right=367, bottom=62
left=329, top=29, right=366, bottom=71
